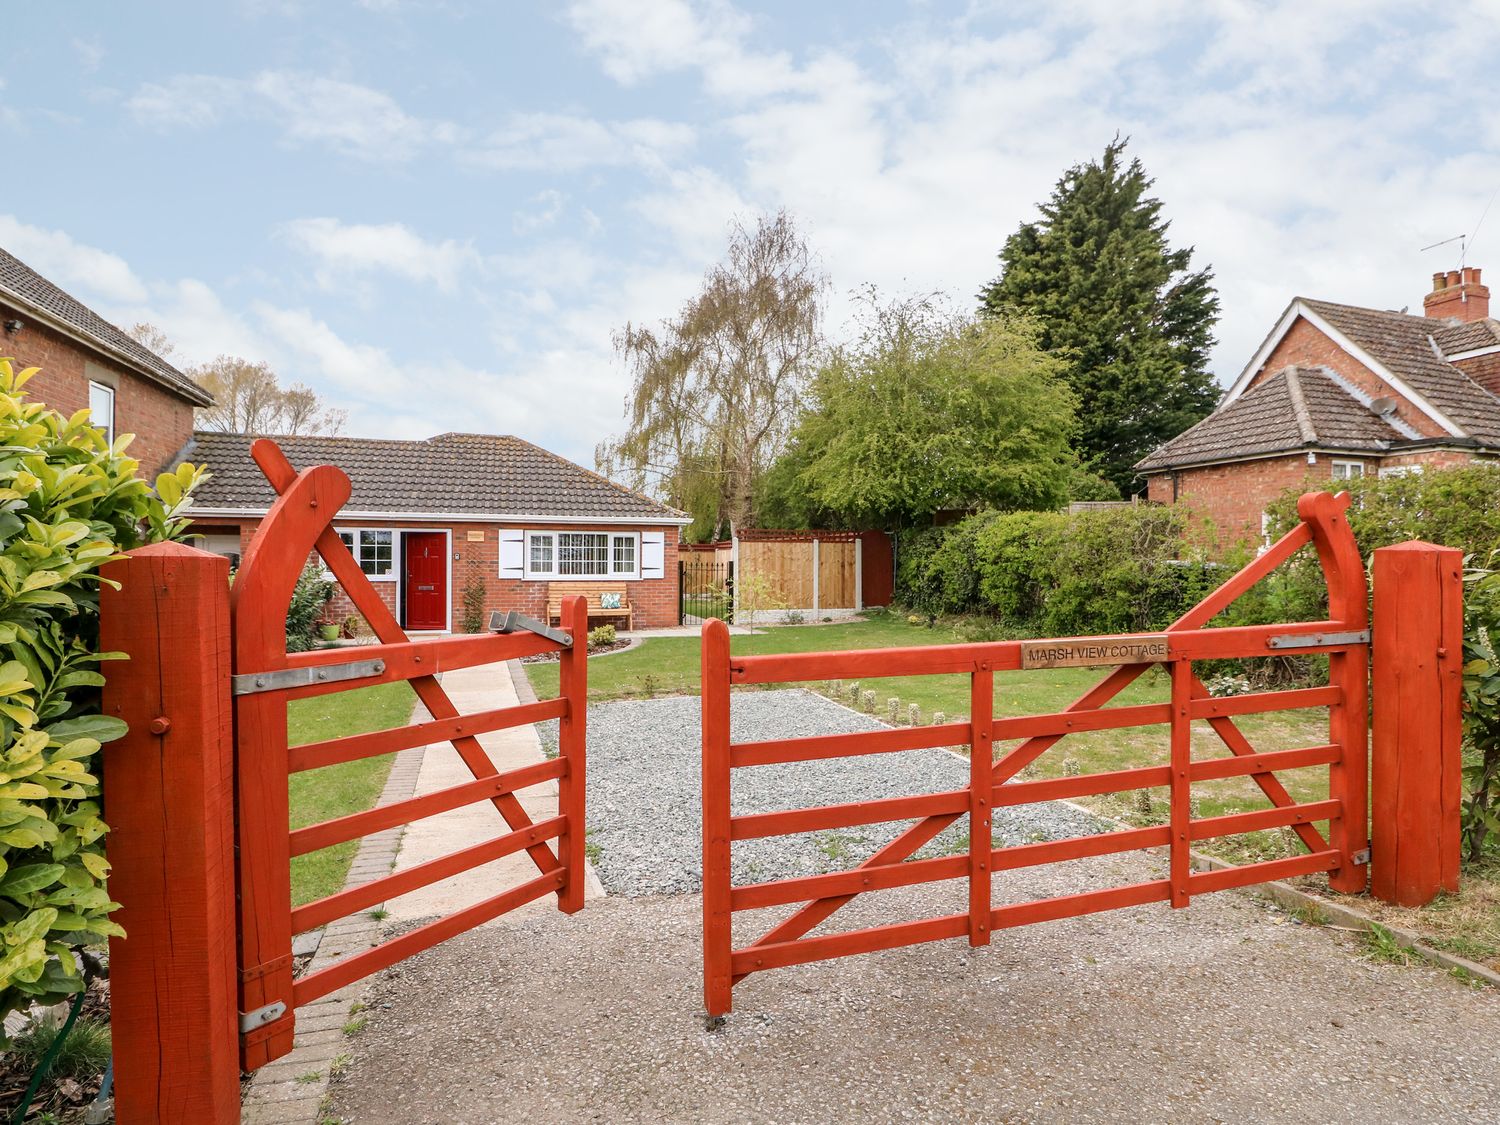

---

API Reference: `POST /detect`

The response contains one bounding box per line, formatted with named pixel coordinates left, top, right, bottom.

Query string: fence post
left=100, top=542, right=239, bottom=1124
left=967, top=665, right=993, bottom=945
left=701, top=617, right=733, bottom=1017
left=557, top=594, right=589, bottom=914
left=1370, top=541, right=1464, bottom=907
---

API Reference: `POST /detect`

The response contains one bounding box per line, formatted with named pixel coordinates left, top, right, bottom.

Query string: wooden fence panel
left=818, top=541, right=856, bottom=608
left=742, top=539, right=815, bottom=606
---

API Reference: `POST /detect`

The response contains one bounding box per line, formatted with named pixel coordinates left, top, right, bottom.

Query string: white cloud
left=279, top=218, right=479, bottom=291
left=562, top=0, right=1500, bottom=391
left=467, top=112, right=694, bottom=171
left=0, top=215, right=148, bottom=304
left=126, top=71, right=459, bottom=162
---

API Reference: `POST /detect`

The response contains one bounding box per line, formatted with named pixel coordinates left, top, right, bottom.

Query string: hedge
left=896, top=504, right=1223, bottom=636
left=0, top=359, right=203, bottom=1037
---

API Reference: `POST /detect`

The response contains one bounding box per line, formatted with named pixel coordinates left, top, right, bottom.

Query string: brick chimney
left=1423, top=265, right=1490, bottom=322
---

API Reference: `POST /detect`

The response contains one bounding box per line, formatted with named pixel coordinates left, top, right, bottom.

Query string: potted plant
left=319, top=622, right=341, bottom=642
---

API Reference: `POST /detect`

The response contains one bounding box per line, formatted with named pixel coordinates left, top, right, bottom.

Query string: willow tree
left=599, top=211, right=826, bottom=538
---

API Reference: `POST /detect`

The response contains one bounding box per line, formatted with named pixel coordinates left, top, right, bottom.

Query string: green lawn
left=288, top=681, right=416, bottom=906
left=527, top=613, right=1334, bottom=862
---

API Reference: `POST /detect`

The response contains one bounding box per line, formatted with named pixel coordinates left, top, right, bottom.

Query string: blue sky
left=4, top=1, right=1500, bottom=465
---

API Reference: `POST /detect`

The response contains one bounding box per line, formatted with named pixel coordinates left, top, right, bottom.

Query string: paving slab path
left=383, top=660, right=604, bottom=923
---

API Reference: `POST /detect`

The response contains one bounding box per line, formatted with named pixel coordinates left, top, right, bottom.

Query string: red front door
left=403, top=532, right=447, bottom=631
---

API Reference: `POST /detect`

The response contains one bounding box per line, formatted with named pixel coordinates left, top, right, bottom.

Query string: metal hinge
left=233, top=659, right=387, bottom=696
left=1266, top=629, right=1370, bottom=650
left=1352, top=847, right=1371, bottom=866
left=490, top=609, right=572, bottom=647
left=239, top=1001, right=287, bottom=1034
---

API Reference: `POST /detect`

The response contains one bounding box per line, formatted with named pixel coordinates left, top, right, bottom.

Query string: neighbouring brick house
left=1, top=246, right=213, bottom=474
left=1137, top=266, right=1500, bottom=545
left=187, top=431, right=690, bottom=632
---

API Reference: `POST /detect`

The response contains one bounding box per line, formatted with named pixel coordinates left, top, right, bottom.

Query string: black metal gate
left=680, top=555, right=734, bottom=625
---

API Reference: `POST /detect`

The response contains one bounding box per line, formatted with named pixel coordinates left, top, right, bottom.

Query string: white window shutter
left=641, top=531, right=665, bottom=578
left=499, top=529, right=524, bottom=578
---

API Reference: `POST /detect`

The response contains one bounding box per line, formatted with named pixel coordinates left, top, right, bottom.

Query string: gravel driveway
left=540, top=689, right=1105, bottom=896
left=329, top=856, right=1500, bottom=1124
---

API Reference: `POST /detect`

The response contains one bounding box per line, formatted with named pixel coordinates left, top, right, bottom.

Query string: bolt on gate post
left=1370, top=541, right=1464, bottom=907
left=100, top=543, right=240, bottom=1125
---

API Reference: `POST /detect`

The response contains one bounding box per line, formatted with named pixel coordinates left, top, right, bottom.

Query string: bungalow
left=1136, top=266, right=1500, bottom=544
left=187, top=431, right=691, bottom=632
left=1, top=245, right=212, bottom=473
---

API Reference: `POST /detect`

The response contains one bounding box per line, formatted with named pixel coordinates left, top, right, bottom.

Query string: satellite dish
left=1371, top=396, right=1399, bottom=416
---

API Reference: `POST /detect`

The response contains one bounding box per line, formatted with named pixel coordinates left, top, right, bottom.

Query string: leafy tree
left=192, top=356, right=346, bottom=436
left=126, top=324, right=347, bottom=437
left=760, top=292, right=1076, bottom=529
left=980, top=137, right=1220, bottom=495
left=598, top=210, right=826, bottom=537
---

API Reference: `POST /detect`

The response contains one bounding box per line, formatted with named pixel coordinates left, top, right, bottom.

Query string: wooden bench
left=548, top=581, right=634, bottom=631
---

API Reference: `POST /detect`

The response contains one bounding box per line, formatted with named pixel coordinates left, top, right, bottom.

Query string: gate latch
left=240, top=1001, right=287, bottom=1034
left=490, top=610, right=572, bottom=647
left=1352, top=847, right=1371, bottom=866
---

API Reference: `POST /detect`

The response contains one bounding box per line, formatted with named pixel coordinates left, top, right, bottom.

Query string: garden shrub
left=899, top=504, right=1217, bottom=635
left=587, top=624, right=617, bottom=650
left=1262, top=464, right=1500, bottom=623
left=1461, top=558, right=1500, bottom=862
left=461, top=577, right=487, bottom=634
left=973, top=510, right=1063, bottom=626
left=284, top=563, right=334, bottom=653
left=0, top=359, right=203, bottom=1037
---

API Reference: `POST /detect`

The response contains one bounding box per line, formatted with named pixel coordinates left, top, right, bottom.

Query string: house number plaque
left=1020, top=634, right=1169, bottom=670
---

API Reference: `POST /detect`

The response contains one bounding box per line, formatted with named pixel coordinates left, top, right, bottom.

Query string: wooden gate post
left=1370, top=540, right=1463, bottom=907
left=100, top=542, right=239, bottom=1125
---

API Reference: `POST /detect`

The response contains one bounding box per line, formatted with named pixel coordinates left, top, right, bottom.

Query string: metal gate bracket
left=490, top=609, right=572, bottom=647
left=1352, top=847, right=1371, bottom=865
left=1266, top=629, right=1370, bottom=650
left=239, top=1002, right=287, bottom=1034
left=233, top=659, right=386, bottom=696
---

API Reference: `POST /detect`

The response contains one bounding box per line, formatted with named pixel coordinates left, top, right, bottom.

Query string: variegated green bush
left=0, top=358, right=204, bottom=1037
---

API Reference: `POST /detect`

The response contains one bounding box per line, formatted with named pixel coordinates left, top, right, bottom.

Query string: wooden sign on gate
left=1019, top=634, right=1168, bottom=670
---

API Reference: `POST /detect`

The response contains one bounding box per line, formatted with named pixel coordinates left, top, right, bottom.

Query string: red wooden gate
left=232, top=440, right=589, bottom=1068
left=701, top=490, right=1371, bottom=1016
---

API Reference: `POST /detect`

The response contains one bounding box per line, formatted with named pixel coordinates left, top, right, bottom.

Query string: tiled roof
left=1432, top=317, right=1500, bottom=354
left=189, top=431, right=688, bottom=521
left=1300, top=299, right=1500, bottom=444
left=1136, top=366, right=1410, bottom=472
left=0, top=246, right=212, bottom=406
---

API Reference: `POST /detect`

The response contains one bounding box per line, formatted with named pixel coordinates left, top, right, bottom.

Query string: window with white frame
left=1331, top=459, right=1365, bottom=481
left=88, top=381, right=115, bottom=444
left=1378, top=464, right=1423, bottom=479
left=523, top=531, right=640, bottom=579
left=336, top=529, right=395, bottom=578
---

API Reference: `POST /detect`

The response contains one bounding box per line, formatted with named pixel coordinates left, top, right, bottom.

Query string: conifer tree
left=980, top=138, right=1219, bottom=495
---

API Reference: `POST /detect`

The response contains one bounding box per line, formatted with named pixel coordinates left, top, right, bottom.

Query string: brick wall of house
left=1451, top=350, right=1500, bottom=398
left=2, top=300, right=196, bottom=476
left=1146, top=447, right=1496, bottom=552
left=1246, top=317, right=1448, bottom=438
left=194, top=517, right=683, bottom=632
left=1145, top=454, right=1334, bottom=548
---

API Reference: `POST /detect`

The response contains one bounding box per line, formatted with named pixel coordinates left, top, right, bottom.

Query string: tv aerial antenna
left=1418, top=233, right=1466, bottom=270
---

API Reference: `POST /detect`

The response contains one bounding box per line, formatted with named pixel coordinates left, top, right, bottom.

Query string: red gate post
left=968, top=664, right=993, bottom=945
left=1370, top=541, right=1464, bottom=906
left=557, top=595, right=589, bottom=913
left=701, top=618, right=733, bottom=1018
left=100, top=543, right=240, bottom=1124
